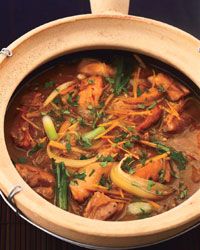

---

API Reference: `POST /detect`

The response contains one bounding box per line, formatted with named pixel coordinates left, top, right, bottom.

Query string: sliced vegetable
left=82, top=126, right=105, bottom=142
left=127, top=202, right=152, bottom=216
left=42, top=115, right=58, bottom=140
left=110, top=156, right=174, bottom=200
left=43, top=81, right=74, bottom=107
left=47, top=143, right=98, bottom=168
left=113, top=56, right=134, bottom=96
left=54, top=162, right=68, bottom=210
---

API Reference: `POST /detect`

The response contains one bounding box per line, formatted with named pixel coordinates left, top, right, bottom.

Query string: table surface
left=0, top=0, right=200, bottom=249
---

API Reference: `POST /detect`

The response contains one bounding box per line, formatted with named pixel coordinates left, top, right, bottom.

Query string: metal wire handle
left=0, top=48, right=13, bottom=57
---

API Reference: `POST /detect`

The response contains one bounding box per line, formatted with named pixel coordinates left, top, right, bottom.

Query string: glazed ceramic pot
left=0, top=0, right=199, bottom=248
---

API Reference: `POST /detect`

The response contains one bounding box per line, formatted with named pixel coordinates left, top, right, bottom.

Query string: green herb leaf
left=139, top=151, right=147, bottom=166
left=88, top=79, right=95, bottom=84
left=99, top=175, right=112, bottom=190
left=44, top=81, right=55, bottom=88
left=80, top=155, right=88, bottom=160
left=137, top=86, right=142, bottom=97
left=89, top=169, right=95, bottom=177
left=69, top=117, right=77, bottom=124
left=147, top=180, right=155, bottom=191
left=28, top=143, right=44, bottom=156
left=105, top=77, right=115, bottom=84
left=131, top=135, right=140, bottom=141
left=67, top=92, right=79, bottom=107
left=62, top=109, right=70, bottom=115
left=157, top=85, right=166, bottom=93
left=121, top=157, right=135, bottom=174
left=100, top=162, right=108, bottom=167
left=137, top=103, right=146, bottom=109
left=73, top=172, right=87, bottom=180
left=159, top=169, right=165, bottom=183
left=147, top=101, right=157, bottom=110
left=123, top=141, right=134, bottom=149
left=170, top=150, right=187, bottom=170
left=113, top=132, right=128, bottom=143
left=66, top=142, right=71, bottom=152
left=53, top=96, right=62, bottom=105
left=17, top=157, right=27, bottom=164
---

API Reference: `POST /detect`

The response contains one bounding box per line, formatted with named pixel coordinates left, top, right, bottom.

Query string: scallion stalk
left=42, top=115, right=58, bottom=140
left=56, top=162, right=68, bottom=210
left=82, top=126, right=105, bottom=142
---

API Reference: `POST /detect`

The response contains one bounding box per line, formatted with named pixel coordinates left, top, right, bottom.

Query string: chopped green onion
left=82, top=126, right=106, bottom=142
left=42, top=115, right=58, bottom=140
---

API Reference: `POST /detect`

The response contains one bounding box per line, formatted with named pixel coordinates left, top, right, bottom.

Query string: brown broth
left=4, top=50, right=200, bottom=221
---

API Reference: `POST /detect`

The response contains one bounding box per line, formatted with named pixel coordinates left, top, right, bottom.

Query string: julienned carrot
left=58, top=120, right=71, bottom=134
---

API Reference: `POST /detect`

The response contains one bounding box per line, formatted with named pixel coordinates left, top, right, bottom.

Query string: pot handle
left=90, top=0, right=130, bottom=15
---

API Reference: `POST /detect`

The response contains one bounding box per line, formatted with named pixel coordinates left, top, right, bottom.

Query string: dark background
left=0, top=0, right=200, bottom=250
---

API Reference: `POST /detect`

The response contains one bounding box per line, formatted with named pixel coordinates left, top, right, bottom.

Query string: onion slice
left=110, top=156, right=174, bottom=200
left=43, top=81, right=74, bottom=107
left=47, top=143, right=97, bottom=168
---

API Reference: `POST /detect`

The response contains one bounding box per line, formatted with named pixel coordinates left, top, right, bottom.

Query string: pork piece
left=83, top=192, right=124, bottom=220
left=70, top=162, right=114, bottom=202
left=78, top=76, right=104, bottom=121
left=21, top=92, right=44, bottom=107
left=79, top=76, right=104, bottom=107
left=192, top=167, right=200, bottom=183
left=162, top=113, right=192, bottom=134
left=11, top=115, right=33, bottom=149
left=78, top=59, right=114, bottom=77
left=136, top=106, right=162, bottom=131
left=16, top=164, right=55, bottom=200
left=148, top=73, right=190, bottom=101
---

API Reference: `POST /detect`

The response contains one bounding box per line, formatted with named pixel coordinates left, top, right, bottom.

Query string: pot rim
left=0, top=13, right=199, bottom=246
left=1, top=14, right=199, bottom=60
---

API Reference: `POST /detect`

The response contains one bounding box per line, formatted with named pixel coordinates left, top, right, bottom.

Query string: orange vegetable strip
left=58, top=120, right=71, bottom=134
left=95, top=122, right=119, bottom=139
left=21, top=115, right=43, bottom=131
left=166, top=101, right=181, bottom=119
left=106, top=110, right=151, bottom=116
left=147, top=200, right=161, bottom=211
left=136, top=152, right=170, bottom=169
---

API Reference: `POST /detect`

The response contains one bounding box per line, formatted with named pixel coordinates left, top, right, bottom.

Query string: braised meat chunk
left=16, top=164, right=55, bottom=200
left=83, top=192, right=124, bottom=220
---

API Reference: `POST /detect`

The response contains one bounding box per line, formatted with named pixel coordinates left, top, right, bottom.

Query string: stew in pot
left=5, top=51, right=200, bottom=221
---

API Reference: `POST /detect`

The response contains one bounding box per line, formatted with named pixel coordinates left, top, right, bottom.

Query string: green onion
left=55, top=162, right=68, bottom=210
left=127, top=202, right=152, bottom=216
left=82, top=126, right=105, bottom=142
left=42, top=115, right=58, bottom=140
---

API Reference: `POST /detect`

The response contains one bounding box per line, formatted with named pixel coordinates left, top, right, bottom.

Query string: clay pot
left=0, top=0, right=199, bottom=248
